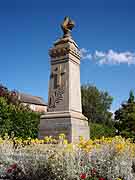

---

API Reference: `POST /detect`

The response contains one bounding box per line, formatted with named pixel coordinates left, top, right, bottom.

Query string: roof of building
left=18, top=93, right=47, bottom=106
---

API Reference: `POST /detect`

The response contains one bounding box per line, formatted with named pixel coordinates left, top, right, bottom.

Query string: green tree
left=0, top=84, right=40, bottom=139
left=0, top=84, right=18, bottom=105
left=81, top=84, right=113, bottom=125
left=114, top=90, right=135, bottom=138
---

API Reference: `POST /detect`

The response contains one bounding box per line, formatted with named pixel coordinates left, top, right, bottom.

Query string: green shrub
left=90, top=123, right=116, bottom=139
left=0, top=97, right=40, bottom=139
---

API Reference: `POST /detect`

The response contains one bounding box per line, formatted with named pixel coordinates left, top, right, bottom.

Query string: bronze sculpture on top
left=61, top=16, right=75, bottom=37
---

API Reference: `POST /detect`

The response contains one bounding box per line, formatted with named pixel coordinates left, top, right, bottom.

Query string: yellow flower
left=79, top=136, right=84, bottom=142
left=59, top=133, right=66, bottom=140
left=0, top=137, right=3, bottom=144
left=63, top=139, right=68, bottom=145
left=115, top=143, right=125, bottom=153
left=65, top=143, right=73, bottom=151
left=44, top=136, right=50, bottom=143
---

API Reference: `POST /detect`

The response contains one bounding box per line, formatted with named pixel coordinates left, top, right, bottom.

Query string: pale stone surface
left=47, top=37, right=81, bottom=113
left=38, top=29, right=90, bottom=142
left=39, top=111, right=89, bottom=142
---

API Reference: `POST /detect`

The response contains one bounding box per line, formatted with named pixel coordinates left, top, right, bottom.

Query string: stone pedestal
left=38, top=22, right=90, bottom=142
left=39, top=111, right=89, bottom=142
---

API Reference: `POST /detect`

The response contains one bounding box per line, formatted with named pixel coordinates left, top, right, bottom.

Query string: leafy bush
left=90, top=123, right=116, bottom=139
left=0, top=97, right=40, bottom=139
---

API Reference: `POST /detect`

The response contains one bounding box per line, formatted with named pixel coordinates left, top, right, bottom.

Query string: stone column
left=38, top=17, right=90, bottom=142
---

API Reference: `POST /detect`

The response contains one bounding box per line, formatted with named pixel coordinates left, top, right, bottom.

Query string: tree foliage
left=114, top=90, right=135, bottom=139
left=81, top=84, right=113, bottom=125
left=0, top=84, right=40, bottom=139
left=90, top=123, right=116, bottom=139
left=0, top=84, right=18, bottom=105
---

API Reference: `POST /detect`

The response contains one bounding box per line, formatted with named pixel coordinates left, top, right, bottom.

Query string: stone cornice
left=49, top=37, right=80, bottom=60
left=49, top=46, right=80, bottom=59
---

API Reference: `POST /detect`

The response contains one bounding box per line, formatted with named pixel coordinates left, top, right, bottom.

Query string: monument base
left=38, top=111, right=90, bottom=143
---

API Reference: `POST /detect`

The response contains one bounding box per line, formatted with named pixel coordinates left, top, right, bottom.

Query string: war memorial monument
left=39, top=17, right=89, bottom=142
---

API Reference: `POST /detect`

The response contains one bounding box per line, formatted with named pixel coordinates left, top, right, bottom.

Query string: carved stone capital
left=49, top=46, right=80, bottom=59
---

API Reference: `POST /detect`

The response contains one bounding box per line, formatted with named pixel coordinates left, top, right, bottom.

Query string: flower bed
left=0, top=135, right=135, bottom=180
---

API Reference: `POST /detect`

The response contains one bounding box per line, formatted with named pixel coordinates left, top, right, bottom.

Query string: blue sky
left=0, top=0, right=135, bottom=111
